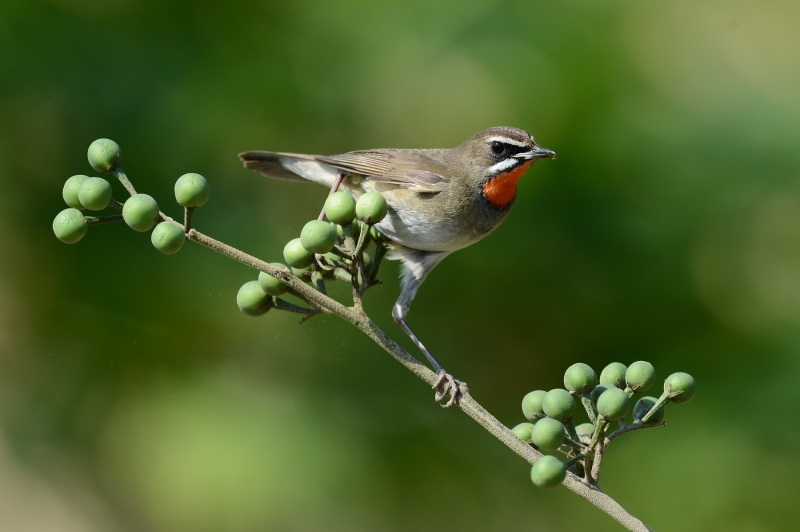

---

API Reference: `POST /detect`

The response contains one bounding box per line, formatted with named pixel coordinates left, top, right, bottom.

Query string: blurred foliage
left=1, top=0, right=800, bottom=530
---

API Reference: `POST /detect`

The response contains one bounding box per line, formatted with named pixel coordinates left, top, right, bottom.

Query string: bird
left=239, top=126, right=555, bottom=407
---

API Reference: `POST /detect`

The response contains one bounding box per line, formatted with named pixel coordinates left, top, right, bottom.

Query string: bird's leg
left=318, top=171, right=345, bottom=221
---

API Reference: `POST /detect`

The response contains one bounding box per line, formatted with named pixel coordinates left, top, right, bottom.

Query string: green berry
left=530, top=456, right=566, bottom=489
left=174, top=173, right=210, bottom=207
left=530, top=417, right=566, bottom=451
left=664, top=372, right=697, bottom=404
left=62, top=175, right=89, bottom=209
left=626, top=361, right=657, bottom=393
left=369, top=225, right=388, bottom=242
left=590, top=384, right=608, bottom=408
left=87, top=138, right=120, bottom=173
left=356, top=192, right=388, bottom=223
left=521, top=390, right=547, bottom=422
left=122, top=194, right=160, bottom=232
left=258, top=263, right=289, bottom=296
left=291, top=265, right=312, bottom=279
left=150, top=221, right=185, bottom=254
left=542, top=389, right=576, bottom=422
left=324, top=191, right=356, bottom=225
left=77, top=177, right=112, bottom=211
left=512, top=422, right=534, bottom=442
left=236, top=280, right=273, bottom=316
left=283, top=238, right=314, bottom=268
left=300, top=220, right=337, bottom=254
left=596, top=387, right=631, bottom=421
left=53, top=208, right=87, bottom=244
left=564, top=363, right=597, bottom=395
left=599, top=362, right=628, bottom=389
left=633, top=396, right=664, bottom=424
left=575, top=423, right=595, bottom=443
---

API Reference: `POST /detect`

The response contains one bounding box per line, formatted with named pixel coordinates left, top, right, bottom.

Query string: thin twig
left=85, top=214, right=123, bottom=225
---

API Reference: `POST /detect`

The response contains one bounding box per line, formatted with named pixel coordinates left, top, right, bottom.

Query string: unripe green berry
left=369, top=225, right=388, bottom=242
left=530, top=417, right=566, bottom=451
left=633, top=396, right=665, bottom=425
left=521, top=390, right=547, bottom=422
left=590, top=384, right=608, bottom=408
left=258, top=263, right=289, bottom=296
left=174, top=173, right=210, bottom=207
left=63, top=175, right=89, bottom=209
left=87, top=138, right=120, bottom=173
left=599, top=362, right=628, bottom=389
left=512, top=422, right=534, bottom=442
left=53, top=208, right=87, bottom=244
left=626, top=361, right=657, bottom=393
left=575, top=422, right=595, bottom=444
left=596, top=387, right=631, bottom=421
left=564, top=363, right=597, bottom=395
left=236, top=280, right=273, bottom=316
left=542, top=389, right=576, bottom=422
left=356, top=192, right=388, bottom=223
left=150, top=221, right=185, bottom=254
left=122, top=194, right=160, bottom=232
left=300, top=220, right=337, bottom=254
left=530, top=455, right=566, bottom=489
left=77, top=177, right=112, bottom=211
left=283, top=238, right=314, bottom=268
left=324, top=191, right=356, bottom=225
left=664, top=372, right=697, bottom=404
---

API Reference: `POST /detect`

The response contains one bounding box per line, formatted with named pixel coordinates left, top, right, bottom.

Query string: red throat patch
left=482, top=161, right=533, bottom=208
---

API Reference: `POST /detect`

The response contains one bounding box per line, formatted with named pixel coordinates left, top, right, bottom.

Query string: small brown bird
left=240, top=127, right=555, bottom=406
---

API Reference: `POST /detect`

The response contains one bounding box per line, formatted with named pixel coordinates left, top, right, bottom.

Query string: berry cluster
left=236, top=190, right=390, bottom=316
left=512, top=361, right=697, bottom=489
left=53, top=139, right=391, bottom=320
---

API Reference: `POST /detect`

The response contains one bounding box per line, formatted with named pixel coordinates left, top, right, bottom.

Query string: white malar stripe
left=486, top=157, right=519, bottom=175
left=485, top=136, right=528, bottom=148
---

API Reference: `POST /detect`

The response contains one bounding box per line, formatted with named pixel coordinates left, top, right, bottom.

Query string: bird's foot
left=433, top=370, right=468, bottom=408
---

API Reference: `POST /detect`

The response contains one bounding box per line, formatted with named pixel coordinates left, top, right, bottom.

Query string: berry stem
left=84, top=214, right=123, bottom=225
left=640, top=392, right=670, bottom=424
left=111, top=166, right=136, bottom=196
left=581, top=395, right=597, bottom=424
left=184, top=206, right=195, bottom=232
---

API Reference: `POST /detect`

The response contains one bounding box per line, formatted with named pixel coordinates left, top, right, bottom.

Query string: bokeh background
left=1, top=0, right=799, bottom=530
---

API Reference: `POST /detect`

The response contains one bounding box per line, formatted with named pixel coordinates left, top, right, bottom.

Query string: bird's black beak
left=514, top=146, right=556, bottom=161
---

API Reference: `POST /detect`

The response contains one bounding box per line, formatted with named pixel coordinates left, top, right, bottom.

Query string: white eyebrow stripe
left=487, top=158, right=520, bottom=175
left=485, top=136, right=528, bottom=148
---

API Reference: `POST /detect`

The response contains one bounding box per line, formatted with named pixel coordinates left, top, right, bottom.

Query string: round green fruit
left=599, top=362, right=628, bottom=389
left=236, top=280, right=272, bottom=316
left=512, top=423, right=534, bottom=442
left=53, top=208, right=87, bottom=244
left=174, top=173, right=210, bottom=207
left=77, top=177, right=112, bottom=211
left=258, top=263, right=289, bottom=296
left=300, top=220, right=337, bottom=254
left=291, top=265, right=312, bottom=279
left=521, top=390, right=547, bottom=422
left=564, top=363, right=597, bottom=395
left=542, top=389, right=576, bottom=422
left=530, top=417, right=565, bottom=451
left=150, top=222, right=185, bottom=254
left=283, top=238, right=314, bottom=268
left=122, top=194, right=160, bottom=232
left=62, top=175, right=89, bottom=209
left=87, top=138, right=121, bottom=173
left=356, top=192, right=388, bottom=223
left=530, top=456, right=566, bottom=489
left=575, top=422, right=595, bottom=443
left=597, top=387, right=631, bottom=421
left=590, top=384, right=608, bottom=407
left=324, top=191, right=356, bottom=225
left=626, top=361, right=657, bottom=393
left=633, top=396, right=664, bottom=424
left=665, top=372, right=697, bottom=404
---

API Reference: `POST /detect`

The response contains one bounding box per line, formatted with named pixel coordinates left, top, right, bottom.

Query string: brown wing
left=239, top=151, right=328, bottom=183
left=319, top=149, right=451, bottom=193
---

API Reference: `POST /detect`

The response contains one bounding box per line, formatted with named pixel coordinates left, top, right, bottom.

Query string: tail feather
left=239, top=151, right=338, bottom=187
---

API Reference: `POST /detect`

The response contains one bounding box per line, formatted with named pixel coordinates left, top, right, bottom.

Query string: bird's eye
left=490, top=141, right=505, bottom=155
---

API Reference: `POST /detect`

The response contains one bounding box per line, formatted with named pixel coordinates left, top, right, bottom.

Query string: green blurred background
left=1, top=0, right=799, bottom=530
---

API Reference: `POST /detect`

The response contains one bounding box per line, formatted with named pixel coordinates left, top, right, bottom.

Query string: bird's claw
left=433, top=371, right=467, bottom=408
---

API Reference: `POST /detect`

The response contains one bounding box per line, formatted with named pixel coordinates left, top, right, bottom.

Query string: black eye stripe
left=490, top=141, right=527, bottom=157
